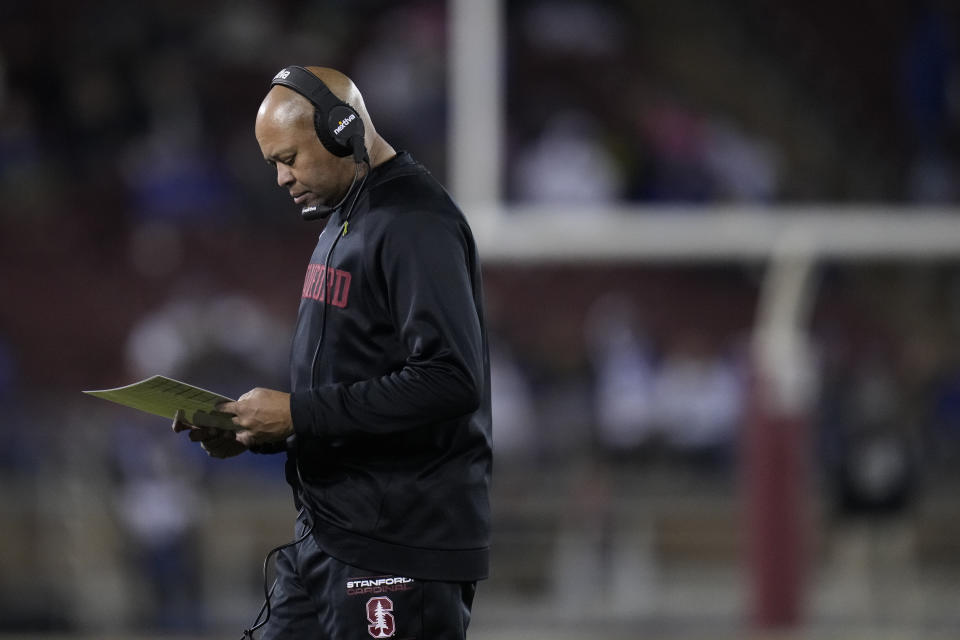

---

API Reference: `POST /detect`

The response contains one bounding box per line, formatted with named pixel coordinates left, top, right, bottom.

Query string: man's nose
left=277, top=164, right=294, bottom=187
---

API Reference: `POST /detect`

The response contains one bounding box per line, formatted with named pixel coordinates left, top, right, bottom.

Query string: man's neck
left=369, top=136, right=397, bottom=168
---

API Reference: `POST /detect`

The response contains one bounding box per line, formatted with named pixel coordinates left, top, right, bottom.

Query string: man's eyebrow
left=264, top=148, right=295, bottom=163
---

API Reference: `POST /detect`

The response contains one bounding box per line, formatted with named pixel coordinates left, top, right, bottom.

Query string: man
left=173, top=66, right=492, bottom=640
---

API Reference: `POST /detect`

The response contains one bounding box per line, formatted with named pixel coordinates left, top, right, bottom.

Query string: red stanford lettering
left=301, top=264, right=352, bottom=308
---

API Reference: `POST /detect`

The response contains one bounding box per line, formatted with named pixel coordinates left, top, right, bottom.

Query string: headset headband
left=271, top=66, right=342, bottom=115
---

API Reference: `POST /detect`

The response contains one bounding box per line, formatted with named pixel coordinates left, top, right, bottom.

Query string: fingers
left=202, top=442, right=230, bottom=458
left=215, top=400, right=244, bottom=430
left=188, top=427, right=213, bottom=442
left=194, top=388, right=278, bottom=450
left=235, top=430, right=254, bottom=448
left=174, top=420, right=218, bottom=441
left=201, top=433, right=237, bottom=457
left=172, top=407, right=244, bottom=458
left=215, top=389, right=266, bottom=427
left=202, top=445, right=226, bottom=458
left=189, top=426, right=239, bottom=442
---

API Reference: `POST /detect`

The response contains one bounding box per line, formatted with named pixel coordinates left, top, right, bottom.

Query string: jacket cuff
left=247, top=440, right=287, bottom=455
left=290, top=389, right=319, bottom=439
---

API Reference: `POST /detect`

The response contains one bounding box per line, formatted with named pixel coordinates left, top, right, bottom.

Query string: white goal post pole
left=753, top=226, right=819, bottom=415
left=449, top=0, right=502, bottom=209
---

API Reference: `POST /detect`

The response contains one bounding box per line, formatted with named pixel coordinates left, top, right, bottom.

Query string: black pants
left=257, top=515, right=476, bottom=639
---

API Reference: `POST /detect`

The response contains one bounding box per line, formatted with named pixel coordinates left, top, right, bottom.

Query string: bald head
left=257, top=85, right=313, bottom=131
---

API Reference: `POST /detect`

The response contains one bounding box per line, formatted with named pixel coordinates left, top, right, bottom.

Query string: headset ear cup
left=313, top=106, right=352, bottom=158
left=327, top=104, right=364, bottom=152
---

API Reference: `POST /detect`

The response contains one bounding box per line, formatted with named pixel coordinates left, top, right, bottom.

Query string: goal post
left=472, top=206, right=960, bottom=629
left=446, top=0, right=960, bottom=629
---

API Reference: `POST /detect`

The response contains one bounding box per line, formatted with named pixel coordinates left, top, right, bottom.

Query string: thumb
left=217, top=401, right=238, bottom=415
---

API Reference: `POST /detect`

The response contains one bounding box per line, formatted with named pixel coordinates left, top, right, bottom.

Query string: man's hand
left=218, top=387, right=294, bottom=448
left=171, top=409, right=247, bottom=458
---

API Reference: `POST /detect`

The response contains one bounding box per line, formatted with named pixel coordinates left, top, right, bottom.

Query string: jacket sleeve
left=289, top=211, right=484, bottom=438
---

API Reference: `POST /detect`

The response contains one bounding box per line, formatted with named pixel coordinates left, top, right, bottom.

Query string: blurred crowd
left=506, top=0, right=960, bottom=204
left=1, top=1, right=958, bottom=232
left=2, top=0, right=960, bottom=634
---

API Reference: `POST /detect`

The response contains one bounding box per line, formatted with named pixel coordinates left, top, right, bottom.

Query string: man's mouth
left=292, top=192, right=310, bottom=204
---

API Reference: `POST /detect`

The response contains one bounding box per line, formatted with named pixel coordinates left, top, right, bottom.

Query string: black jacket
left=284, top=152, right=491, bottom=582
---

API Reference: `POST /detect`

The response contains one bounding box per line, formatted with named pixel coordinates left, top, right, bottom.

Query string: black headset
left=270, top=65, right=369, bottom=166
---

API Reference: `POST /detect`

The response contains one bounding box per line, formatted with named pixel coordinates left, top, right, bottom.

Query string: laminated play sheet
left=83, top=375, right=237, bottom=430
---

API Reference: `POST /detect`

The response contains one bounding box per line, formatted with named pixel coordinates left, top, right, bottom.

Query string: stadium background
left=2, top=0, right=960, bottom=638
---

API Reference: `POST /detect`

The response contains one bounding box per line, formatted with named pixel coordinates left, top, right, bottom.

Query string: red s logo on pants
left=366, top=596, right=396, bottom=638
